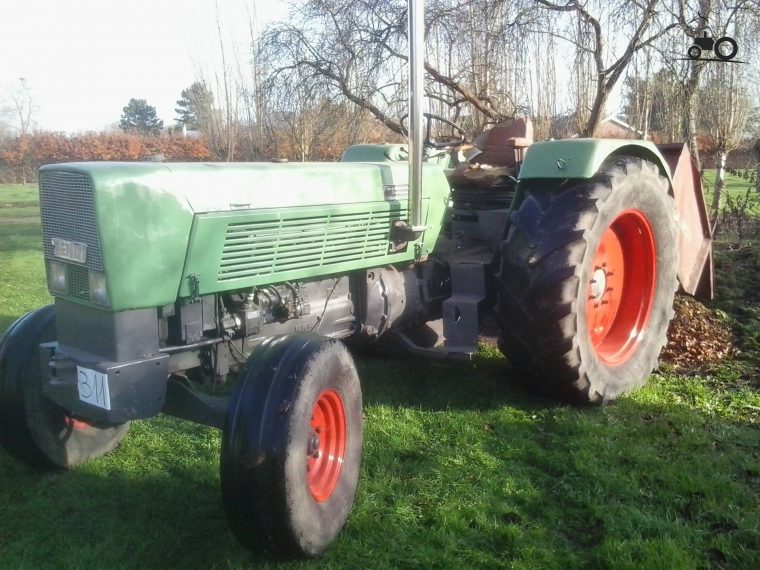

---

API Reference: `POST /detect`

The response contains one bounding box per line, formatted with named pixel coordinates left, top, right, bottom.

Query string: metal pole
left=407, top=0, right=425, bottom=233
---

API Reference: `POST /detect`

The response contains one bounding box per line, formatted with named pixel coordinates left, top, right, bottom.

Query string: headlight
left=46, top=260, right=68, bottom=295
left=88, top=271, right=109, bottom=306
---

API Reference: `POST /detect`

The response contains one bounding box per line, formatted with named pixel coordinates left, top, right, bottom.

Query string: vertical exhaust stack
left=407, top=0, right=425, bottom=237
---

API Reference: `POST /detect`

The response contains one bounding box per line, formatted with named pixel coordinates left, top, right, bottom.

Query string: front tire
left=0, top=306, right=130, bottom=468
left=687, top=45, right=701, bottom=59
left=496, top=158, right=678, bottom=403
left=220, top=334, right=362, bottom=558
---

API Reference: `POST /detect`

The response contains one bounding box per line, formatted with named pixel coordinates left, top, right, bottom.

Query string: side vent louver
left=218, top=209, right=405, bottom=282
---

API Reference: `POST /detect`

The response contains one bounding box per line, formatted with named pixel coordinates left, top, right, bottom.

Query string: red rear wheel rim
left=585, top=209, right=656, bottom=365
left=306, top=389, right=346, bottom=502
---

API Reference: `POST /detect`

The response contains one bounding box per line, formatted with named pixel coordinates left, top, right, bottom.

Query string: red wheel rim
left=585, top=209, right=656, bottom=365
left=306, top=389, right=346, bottom=502
left=64, top=415, right=91, bottom=431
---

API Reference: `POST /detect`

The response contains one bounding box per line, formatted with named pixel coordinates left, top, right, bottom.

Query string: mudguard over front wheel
left=496, top=158, right=678, bottom=403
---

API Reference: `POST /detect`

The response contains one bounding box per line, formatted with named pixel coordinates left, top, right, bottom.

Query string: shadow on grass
left=353, top=389, right=760, bottom=568
left=1, top=390, right=758, bottom=569
left=1, top=323, right=758, bottom=568
left=353, top=347, right=551, bottom=413
left=0, top=421, right=269, bottom=569
left=0, top=314, right=23, bottom=335
left=347, top=346, right=760, bottom=568
left=1, top=309, right=758, bottom=565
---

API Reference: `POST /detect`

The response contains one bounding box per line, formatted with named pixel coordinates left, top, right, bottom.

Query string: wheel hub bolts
left=590, top=268, right=608, bottom=301
left=308, top=432, right=321, bottom=458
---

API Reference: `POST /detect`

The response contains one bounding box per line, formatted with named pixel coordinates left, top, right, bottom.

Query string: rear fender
left=518, top=139, right=672, bottom=182
left=518, top=139, right=713, bottom=300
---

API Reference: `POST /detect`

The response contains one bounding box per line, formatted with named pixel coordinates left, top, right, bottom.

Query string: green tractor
left=0, top=1, right=712, bottom=560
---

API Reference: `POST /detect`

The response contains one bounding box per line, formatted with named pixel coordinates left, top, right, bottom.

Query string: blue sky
left=0, top=0, right=286, bottom=133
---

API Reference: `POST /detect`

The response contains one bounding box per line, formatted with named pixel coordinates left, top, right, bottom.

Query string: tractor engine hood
left=38, top=161, right=450, bottom=312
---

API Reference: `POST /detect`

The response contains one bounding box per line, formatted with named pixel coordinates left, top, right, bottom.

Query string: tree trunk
left=753, top=139, right=760, bottom=194
left=684, top=69, right=703, bottom=170
left=581, top=82, right=609, bottom=137
left=712, top=150, right=727, bottom=217
left=681, top=0, right=712, bottom=171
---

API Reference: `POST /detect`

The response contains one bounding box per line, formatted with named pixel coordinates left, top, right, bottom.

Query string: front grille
left=218, top=208, right=405, bottom=282
left=67, top=264, right=90, bottom=301
left=39, top=171, right=103, bottom=271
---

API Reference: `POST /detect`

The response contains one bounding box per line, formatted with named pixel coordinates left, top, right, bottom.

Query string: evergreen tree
left=175, top=82, right=214, bottom=131
left=119, top=98, right=164, bottom=136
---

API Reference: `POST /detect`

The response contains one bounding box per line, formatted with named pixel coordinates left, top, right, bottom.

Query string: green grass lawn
left=701, top=169, right=757, bottom=195
left=1, top=184, right=759, bottom=569
left=701, top=169, right=760, bottom=216
left=0, top=183, right=40, bottom=205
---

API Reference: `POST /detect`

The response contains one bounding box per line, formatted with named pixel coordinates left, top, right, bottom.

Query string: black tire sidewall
left=282, top=341, right=362, bottom=556
left=576, top=164, right=677, bottom=400
left=687, top=45, right=701, bottom=59
left=714, top=37, right=738, bottom=60
left=1, top=306, right=129, bottom=469
left=221, top=335, right=362, bottom=558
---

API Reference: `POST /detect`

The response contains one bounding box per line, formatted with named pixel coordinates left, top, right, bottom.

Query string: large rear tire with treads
left=496, top=158, right=678, bottom=403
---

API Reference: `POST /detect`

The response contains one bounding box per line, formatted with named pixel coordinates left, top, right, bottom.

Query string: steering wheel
left=400, top=113, right=468, bottom=149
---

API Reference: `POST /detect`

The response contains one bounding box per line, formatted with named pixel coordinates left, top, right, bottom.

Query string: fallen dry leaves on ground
left=660, top=295, right=736, bottom=372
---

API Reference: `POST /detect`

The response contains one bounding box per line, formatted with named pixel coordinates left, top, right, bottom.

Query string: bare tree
left=3, top=78, right=37, bottom=136
left=258, top=0, right=538, bottom=140
left=188, top=1, right=249, bottom=161
left=211, top=8, right=240, bottom=161
left=675, top=0, right=757, bottom=168
left=534, top=0, right=679, bottom=137
left=236, top=1, right=269, bottom=161
left=699, top=57, right=751, bottom=217
left=623, top=62, right=690, bottom=144
left=267, top=67, right=342, bottom=161
left=241, top=0, right=760, bottom=155
left=624, top=52, right=655, bottom=139
left=1, top=78, right=38, bottom=183
left=527, top=15, right=559, bottom=140
left=0, top=115, right=9, bottom=139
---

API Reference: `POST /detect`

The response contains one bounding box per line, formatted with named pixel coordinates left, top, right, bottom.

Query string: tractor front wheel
left=496, top=158, right=678, bottom=403
left=0, top=305, right=130, bottom=468
left=220, top=334, right=362, bottom=558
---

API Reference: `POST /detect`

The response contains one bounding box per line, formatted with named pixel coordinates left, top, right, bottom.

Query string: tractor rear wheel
left=0, top=305, right=130, bottom=468
left=220, top=334, right=362, bottom=558
left=496, top=158, right=678, bottom=403
left=714, top=37, right=738, bottom=61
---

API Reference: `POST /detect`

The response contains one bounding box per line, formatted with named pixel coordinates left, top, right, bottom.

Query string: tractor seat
left=471, top=117, right=533, bottom=166
left=447, top=118, right=533, bottom=188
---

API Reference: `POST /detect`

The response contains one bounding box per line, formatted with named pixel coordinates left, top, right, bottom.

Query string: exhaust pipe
left=407, top=0, right=425, bottom=237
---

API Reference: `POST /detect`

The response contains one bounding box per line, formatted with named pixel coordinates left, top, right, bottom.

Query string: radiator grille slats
left=67, top=265, right=90, bottom=301
left=39, top=171, right=103, bottom=272
left=218, top=208, right=403, bottom=282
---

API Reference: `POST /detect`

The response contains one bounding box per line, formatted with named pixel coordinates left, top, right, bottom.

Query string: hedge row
left=0, top=132, right=213, bottom=183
